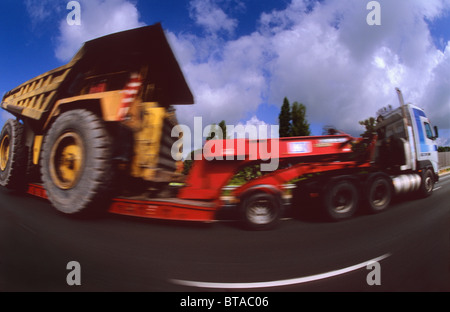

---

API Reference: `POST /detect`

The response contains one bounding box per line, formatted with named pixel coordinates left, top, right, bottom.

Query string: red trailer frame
left=27, top=133, right=377, bottom=225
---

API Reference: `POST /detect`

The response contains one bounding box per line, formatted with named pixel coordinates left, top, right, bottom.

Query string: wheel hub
left=372, top=182, right=388, bottom=207
left=247, top=199, right=275, bottom=225
left=332, top=190, right=353, bottom=213
left=50, top=132, right=84, bottom=190
left=0, top=134, right=10, bottom=171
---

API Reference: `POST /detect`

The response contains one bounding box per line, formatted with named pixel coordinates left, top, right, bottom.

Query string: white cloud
left=22, top=0, right=450, bottom=145
left=420, top=44, right=450, bottom=129
left=234, top=115, right=279, bottom=139
left=55, top=0, right=145, bottom=61
left=263, top=0, right=448, bottom=131
left=170, top=29, right=270, bottom=130
left=240, top=115, right=268, bottom=127
left=189, top=0, right=239, bottom=36
left=169, top=0, right=450, bottom=145
left=25, top=0, right=65, bottom=24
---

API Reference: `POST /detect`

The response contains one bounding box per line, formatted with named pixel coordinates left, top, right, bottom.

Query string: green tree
left=278, top=97, right=291, bottom=137
left=228, top=164, right=262, bottom=185
left=205, top=123, right=217, bottom=141
left=291, top=102, right=311, bottom=136
left=218, top=120, right=227, bottom=140
left=206, top=120, right=227, bottom=141
left=279, top=97, right=311, bottom=137
left=359, top=117, right=377, bottom=138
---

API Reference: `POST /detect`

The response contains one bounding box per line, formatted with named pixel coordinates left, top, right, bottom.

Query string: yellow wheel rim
left=0, top=134, right=10, bottom=171
left=50, top=132, right=84, bottom=190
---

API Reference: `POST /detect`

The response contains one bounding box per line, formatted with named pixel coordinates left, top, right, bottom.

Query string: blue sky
left=1, top=0, right=450, bottom=146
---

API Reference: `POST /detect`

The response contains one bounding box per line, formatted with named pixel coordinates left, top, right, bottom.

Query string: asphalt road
left=1, top=174, right=449, bottom=292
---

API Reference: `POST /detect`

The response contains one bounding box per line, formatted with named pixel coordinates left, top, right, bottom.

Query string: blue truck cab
left=374, top=89, right=439, bottom=197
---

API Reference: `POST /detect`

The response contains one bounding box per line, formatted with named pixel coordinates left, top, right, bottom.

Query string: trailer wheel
left=322, top=179, right=359, bottom=221
left=0, top=119, right=27, bottom=190
left=418, top=169, right=434, bottom=198
left=241, top=192, right=281, bottom=230
left=365, top=174, right=392, bottom=214
left=41, top=109, right=114, bottom=215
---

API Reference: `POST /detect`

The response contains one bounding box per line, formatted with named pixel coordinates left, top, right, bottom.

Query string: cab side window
left=424, top=122, right=434, bottom=140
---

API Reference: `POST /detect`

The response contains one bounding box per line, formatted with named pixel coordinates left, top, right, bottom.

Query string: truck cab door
left=409, top=105, right=439, bottom=175
left=421, top=120, right=439, bottom=170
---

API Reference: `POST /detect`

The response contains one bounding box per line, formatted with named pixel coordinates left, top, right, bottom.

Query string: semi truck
left=167, top=88, right=439, bottom=230
left=0, top=24, right=440, bottom=230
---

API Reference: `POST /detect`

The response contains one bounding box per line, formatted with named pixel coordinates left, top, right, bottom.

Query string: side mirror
left=434, top=126, right=439, bottom=139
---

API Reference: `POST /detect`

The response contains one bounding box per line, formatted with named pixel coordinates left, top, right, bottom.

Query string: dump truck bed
left=1, top=62, right=75, bottom=120
left=1, top=23, right=193, bottom=123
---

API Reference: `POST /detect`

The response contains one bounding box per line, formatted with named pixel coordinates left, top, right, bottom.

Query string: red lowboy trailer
left=26, top=123, right=437, bottom=231
left=28, top=132, right=376, bottom=229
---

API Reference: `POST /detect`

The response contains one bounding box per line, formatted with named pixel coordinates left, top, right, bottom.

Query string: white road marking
left=171, top=253, right=391, bottom=289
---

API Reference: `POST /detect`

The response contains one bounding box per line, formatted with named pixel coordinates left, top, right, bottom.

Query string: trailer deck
left=26, top=133, right=374, bottom=224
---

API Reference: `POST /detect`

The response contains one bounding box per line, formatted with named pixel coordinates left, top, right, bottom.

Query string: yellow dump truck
left=0, top=23, right=193, bottom=215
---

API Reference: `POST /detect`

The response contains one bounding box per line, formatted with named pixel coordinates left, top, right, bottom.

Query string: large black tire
left=322, top=179, right=359, bottom=221
left=364, top=174, right=392, bottom=214
left=240, top=192, right=282, bottom=230
left=418, top=169, right=434, bottom=198
left=40, top=109, right=114, bottom=215
left=0, top=119, right=27, bottom=190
